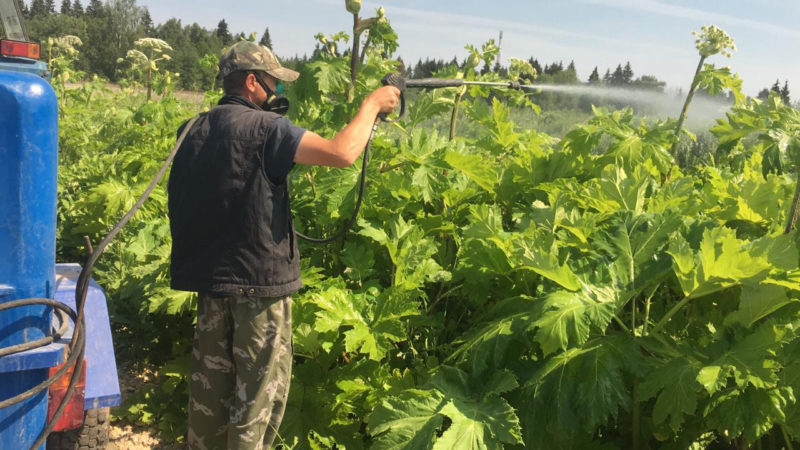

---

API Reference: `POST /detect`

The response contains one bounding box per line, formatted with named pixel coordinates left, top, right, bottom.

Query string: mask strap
left=253, top=73, right=276, bottom=101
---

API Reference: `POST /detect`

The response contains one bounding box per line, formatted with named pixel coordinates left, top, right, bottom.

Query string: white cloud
left=381, top=3, right=686, bottom=57
left=583, top=0, right=800, bottom=40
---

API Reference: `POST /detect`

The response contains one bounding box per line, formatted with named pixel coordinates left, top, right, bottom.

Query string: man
left=167, top=41, right=400, bottom=449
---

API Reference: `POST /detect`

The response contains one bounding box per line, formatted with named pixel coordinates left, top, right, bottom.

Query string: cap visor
left=268, top=67, right=300, bottom=82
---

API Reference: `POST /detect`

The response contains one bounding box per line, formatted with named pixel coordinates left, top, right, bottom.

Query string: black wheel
left=47, top=407, right=110, bottom=449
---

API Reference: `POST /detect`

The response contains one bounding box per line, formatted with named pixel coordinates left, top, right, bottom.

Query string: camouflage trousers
left=187, top=293, right=293, bottom=450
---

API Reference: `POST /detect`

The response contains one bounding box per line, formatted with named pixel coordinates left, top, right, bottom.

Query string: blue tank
left=0, top=70, right=58, bottom=348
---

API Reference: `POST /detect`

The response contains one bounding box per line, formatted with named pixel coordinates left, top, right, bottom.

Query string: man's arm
left=294, top=85, right=400, bottom=168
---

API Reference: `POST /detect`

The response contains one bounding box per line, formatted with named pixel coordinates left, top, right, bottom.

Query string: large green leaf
left=695, top=64, right=745, bottom=105
left=514, top=236, right=581, bottom=291
left=312, top=286, right=418, bottom=361
left=430, top=367, right=523, bottom=449
left=705, top=386, right=795, bottom=444
left=369, top=390, right=446, bottom=450
left=433, top=397, right=520, bottom=449
left=595, top=212, right=680, bottom=305
left=369, top=367, right=523, bottom=449
left=640, top=357, right=702, bottom=431
left=698, top=322, right=793, bottom=392
left=667, top=226, right=773, bottom=298
left=725, top=284, right=795, bottom=328
left=533, top=290, right=615, bottom=355
left=444, top=149, right=499, bottom=193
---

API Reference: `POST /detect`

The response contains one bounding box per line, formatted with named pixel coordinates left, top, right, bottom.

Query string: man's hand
left=364, top=85, right=401, bottom=114
left=294, top=85, right=402, bottom=168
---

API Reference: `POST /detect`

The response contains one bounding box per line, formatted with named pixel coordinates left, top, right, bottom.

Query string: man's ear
left=244, top=73, right=259, bottom=93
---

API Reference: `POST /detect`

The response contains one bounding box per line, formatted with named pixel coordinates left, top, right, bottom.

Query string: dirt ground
left=64, top=81, right=206, bottom=105
left=107, top=366, right=186, bottom=450
left=108, top=425, right=180, bottom=450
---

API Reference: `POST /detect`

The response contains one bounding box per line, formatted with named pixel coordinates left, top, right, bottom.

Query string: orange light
left=0, top=39, right=40, bottom=60
left=47, top=359, right=87, bottom=431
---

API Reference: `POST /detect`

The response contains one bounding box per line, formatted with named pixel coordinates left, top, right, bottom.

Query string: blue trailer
left=0, top=1, right=121, bottom=448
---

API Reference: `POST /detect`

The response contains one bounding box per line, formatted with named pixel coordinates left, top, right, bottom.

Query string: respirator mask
left=254, top=74, right=290, bottom=115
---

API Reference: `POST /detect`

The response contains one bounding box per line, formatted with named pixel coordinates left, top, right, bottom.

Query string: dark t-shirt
left=264, top=116, right=305, bottom=183
left=211, top=95, right=306, bottom=184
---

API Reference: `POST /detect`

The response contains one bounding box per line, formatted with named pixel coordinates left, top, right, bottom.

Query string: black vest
left=167, top=97, right=301, bottom=297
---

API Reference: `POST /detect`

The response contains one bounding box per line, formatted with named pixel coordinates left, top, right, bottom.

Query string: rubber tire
left=46, top=407, right=111, bottom=449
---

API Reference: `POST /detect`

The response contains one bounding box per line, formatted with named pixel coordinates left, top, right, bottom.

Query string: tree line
left=6, top=0, right=794, bottom=105
left=13, top=0, right=276, bottom=91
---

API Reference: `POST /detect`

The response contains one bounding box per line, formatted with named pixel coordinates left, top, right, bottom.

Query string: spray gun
left=377, top=73, right=539, bottom=121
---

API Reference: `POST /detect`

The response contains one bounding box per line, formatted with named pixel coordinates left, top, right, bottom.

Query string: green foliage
left=52, top=10, right=800, bottom=450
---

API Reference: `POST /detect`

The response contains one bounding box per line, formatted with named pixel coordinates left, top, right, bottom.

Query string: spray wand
left=378, top=73, right=540, bottom=121
left=296, top=73, right=538, bottom=243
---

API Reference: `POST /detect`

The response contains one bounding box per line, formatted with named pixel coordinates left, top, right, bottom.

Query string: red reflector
left=47, top=359, right=87, bottom=432
left=0, top=39, right=40, bottom=59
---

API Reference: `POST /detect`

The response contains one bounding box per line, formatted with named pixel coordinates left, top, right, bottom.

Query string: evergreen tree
left=45, top=0, right=55, bottom=13
left=216, top=19, right=232, bottom=45
left=141, top=7, right=154, bottom=35
left=588, top=66, right=600, bottom=84
left=480, top=58, right=491, bottom=75
left=18, top=0, right=30, bottom=18
left=259, top=27, right=272, bottom=49
left=771, top=79, right=781, bottom=95
left=603, top=68, right=611, bottom=83
left=622, top=61, right=634, bottom=84
left=396, top=56, right=409, bottom=77
left=781, top=80, right=791, bottom=104
left=544, top=61, right=563, bottom=75
left=757, top=88, right=770, bottom=101
left=492, top=61, right=507, bottom=77
left=70, top=0, right=82, bottom=16
left=85, top=0, right=102, bottom=17
left=610, top=64, right=624, bottom=85
left=567, top=60, right=576, bottom=73
left=30, top=0, right=48, bottom=17
left=527, top=57, right=542, bottom=76
left=60, top=0, right=71, bottom=15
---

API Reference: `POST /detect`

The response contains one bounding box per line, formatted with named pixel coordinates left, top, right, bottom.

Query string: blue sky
left=138, top=0, right=800, bottom=97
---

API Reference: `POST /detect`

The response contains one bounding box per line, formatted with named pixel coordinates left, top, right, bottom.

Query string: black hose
left=294, top=122, right=378, bottom=244
left=0, top=114, right=200, bottom=449
left=0, top=306, right=70, bottom=358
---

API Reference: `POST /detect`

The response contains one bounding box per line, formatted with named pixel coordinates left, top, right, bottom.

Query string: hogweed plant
left=117, top=38, right=174, bottom=101
left=671, top=25, right=738, bottom=154
left=45, top=35, right=83, bottom=108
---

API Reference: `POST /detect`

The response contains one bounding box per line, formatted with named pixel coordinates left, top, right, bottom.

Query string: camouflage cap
left=218, top=41, right=299, bottom=82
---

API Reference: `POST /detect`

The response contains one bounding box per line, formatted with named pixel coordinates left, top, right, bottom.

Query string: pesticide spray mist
left=526, top=84, right=732, bottom=127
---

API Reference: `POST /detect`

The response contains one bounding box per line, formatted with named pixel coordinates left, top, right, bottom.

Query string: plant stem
left=613, top=315, right=631, bottom=334
left=782, top=425, right=795, bottom=450
left=379, top=161, right=410, bottom=174
left=632, top=380, right=640, bottom=450
left=449, top=88, right=466, bottom=141
left=426, top=283, right=463, bottom=313
left=304, top=171, right=317, bottom=197
left=650, top=295, right=690, bottom=334
left=670, top=55, right=706, bottom=155
left=642, top=285, right=658, bottom=336
left=784, top=167, right=800, bottom=234
left=146, top=66, right=152, bottom=101
left=348, top=13, right=360, bottom=103
left=359, top=31, right=371, bottom=66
